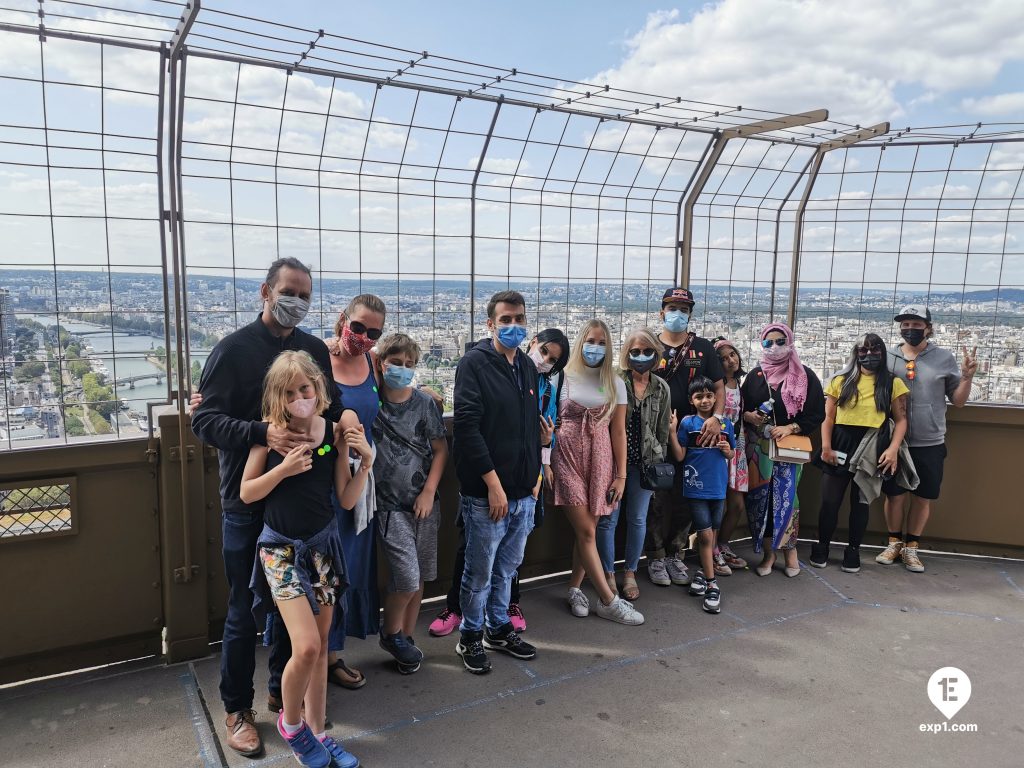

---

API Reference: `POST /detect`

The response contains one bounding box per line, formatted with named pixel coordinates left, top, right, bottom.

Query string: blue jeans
left=597, top=465, right=651, bottom=573
left=458, top=494, right=535, bottom=634
left=220, top=509, right=290, bottom=712
left=689, top=497, right=725, bottom=532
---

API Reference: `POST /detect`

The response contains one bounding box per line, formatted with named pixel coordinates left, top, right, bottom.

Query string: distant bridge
left=73, top=328, right=155, bottom=338
left=63, top=372, right=165, bottom=398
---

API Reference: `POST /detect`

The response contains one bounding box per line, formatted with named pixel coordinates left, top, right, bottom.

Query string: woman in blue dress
left=326, top=294, right=387, bottom=689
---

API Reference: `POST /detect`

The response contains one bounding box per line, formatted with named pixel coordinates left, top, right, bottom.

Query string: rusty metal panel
left=0, top=441, right=162, bottom=684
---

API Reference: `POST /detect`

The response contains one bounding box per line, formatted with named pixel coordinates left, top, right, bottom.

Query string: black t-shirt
left=654, top=334, right=725, bottom=417
left=263, top=418, right=337, bottom=540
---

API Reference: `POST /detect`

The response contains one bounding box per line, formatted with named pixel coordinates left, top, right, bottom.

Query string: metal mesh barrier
left=1, top=1, right=1022, bottom=450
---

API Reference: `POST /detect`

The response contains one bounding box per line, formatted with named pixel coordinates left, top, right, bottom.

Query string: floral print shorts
left=260, top=545, right=340, bottom=606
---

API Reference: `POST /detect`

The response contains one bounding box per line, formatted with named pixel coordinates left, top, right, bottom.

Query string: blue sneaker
left=379, top=630, right=424, bottom=666
left=277, top=713, right=330, bottom=768
left=319, top=735, right=360, bottom=768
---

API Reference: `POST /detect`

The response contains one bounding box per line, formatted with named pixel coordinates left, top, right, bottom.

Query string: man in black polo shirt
left=645, top=287, right=726, bottom=587
left=192, top=257, right=344, bottom=757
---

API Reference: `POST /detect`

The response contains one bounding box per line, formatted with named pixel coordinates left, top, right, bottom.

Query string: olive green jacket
left=621, top=369, right=671, bottom=465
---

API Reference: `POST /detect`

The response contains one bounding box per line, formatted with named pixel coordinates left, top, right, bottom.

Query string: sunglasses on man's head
left=761, top=338, right=788, bottom=348
left=349, top=320, right=383, bottom=340
left=629, top=347, right=657, bottom=357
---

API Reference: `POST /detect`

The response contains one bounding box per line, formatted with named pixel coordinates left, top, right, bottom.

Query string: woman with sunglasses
left=811, top=333, right=909, bottom=573
left=596, top=328, right=671, bottom=601
left=741, top=323, right=825, bottom=577
left=324, top=293, right=388, bottom=690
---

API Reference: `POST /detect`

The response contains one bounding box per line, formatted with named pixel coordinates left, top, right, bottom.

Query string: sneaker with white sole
left=666, top=556, right=690, bottom=585
left=647, top=558, right=671, bottom=586
left=703, top=583, right=722, bottom=614
left=902, top=545, right=925, bottom=573
left=720, top=544, right=747, bottom=569
left=713, top=552, right=732, bottom=577
left=483, top=622, right=537, bottom=660
left=567, top=587, right=590, bottom=617
left=875, top=539, right=904, bottom=565
left=455, top=631, right=492, bottom=674
left=688, top=572, right=708, bottom=596
left=594, top=595, right=645, bottom=625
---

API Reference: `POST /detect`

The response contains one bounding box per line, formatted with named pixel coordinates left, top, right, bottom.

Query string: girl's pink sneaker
left=428, top=608, right=461, bottom=637
left=508, top=603, right=527, bottom=633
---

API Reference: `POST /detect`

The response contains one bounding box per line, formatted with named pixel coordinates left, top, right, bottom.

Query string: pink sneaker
left=428, top=607, right=461, bottom=637
left=508, top=603, right=527, bottom=633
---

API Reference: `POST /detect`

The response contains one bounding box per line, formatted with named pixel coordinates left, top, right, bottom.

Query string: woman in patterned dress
left=552, top=319, right=644, bottom=626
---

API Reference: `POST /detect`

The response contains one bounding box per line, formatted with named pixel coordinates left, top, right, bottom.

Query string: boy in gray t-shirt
left=371, top=333, right=448, bottom=673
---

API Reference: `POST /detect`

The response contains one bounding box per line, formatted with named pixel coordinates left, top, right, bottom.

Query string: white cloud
left=962, top=92, right=1024, bottom=116
left=589, top=1, right=1024, bottom=125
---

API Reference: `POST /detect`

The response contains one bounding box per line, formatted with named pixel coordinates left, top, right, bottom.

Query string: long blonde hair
left=261, top=350, right=330, bottom=427
left=566, top=318, right=618, bottom=422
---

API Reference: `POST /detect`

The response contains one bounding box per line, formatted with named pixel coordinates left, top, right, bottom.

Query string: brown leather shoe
left=225, top=709, right=263, bottom=757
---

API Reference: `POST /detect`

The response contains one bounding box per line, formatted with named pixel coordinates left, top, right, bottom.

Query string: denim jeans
left=689, top=497, right=726, bottom=532
left=220, top=509, right=290, bottom=712
left=645, top=465, right=692, bottom=559
left=597, top=465, right=651, bottom=573
left=458, top=494, right=535, bottom=633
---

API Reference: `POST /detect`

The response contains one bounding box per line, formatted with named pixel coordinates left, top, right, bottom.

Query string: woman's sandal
left=621, top=574, right=640, bottom=601
left=327, top=659, right=366, bottom=690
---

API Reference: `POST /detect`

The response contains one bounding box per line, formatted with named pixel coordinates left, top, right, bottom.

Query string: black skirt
left=814, top=423, right=868, bottom=476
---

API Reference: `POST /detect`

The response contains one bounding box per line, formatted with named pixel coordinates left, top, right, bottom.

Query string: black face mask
left=901, top=328, right=926, bottom=347
left=858, top=353, right=883, bottom=372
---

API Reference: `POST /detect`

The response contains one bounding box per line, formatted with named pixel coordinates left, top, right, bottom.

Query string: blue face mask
left=582, top=343, right=606, bottom=367
left=496, top=323, right=528, bottom=350
left=383, top=364, right=415, bottom=389
left=664, top=310, right=690, bottom=334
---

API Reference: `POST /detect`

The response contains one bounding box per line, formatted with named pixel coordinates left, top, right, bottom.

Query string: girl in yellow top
left=811, top=333, right=908, bottom=573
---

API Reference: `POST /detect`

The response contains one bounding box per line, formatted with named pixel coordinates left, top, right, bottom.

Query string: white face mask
left=529, top=347, right=553, bottom=374
left=763, top=344, right=791, bottom=362
left=287, top=396, right=317, bottom=419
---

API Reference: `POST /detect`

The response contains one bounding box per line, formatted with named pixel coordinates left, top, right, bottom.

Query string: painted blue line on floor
left=179, top=668, right=223, bottom=768
left=1000, top=570, right=1024, bottom=597
left=799, top=561, right=853, bottom=601
left=515, top=660, right=539, bottom=679
left=845, top=599, right=1024, bottom=624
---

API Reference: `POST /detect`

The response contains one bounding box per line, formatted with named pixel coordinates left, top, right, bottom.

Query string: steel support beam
left=469, top=99, right=503, bottom=338
left=787, top=122, right=890, bottom=327
left=169, top=0, right=200, bottom=61
left=679, top=109, right=828, bottom=287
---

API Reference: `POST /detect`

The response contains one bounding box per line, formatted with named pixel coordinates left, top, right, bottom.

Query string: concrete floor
left=3, top=542, right=1024, bottom=768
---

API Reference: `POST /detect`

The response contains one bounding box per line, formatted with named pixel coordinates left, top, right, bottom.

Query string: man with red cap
left=645, top=287, right=726, bottom=587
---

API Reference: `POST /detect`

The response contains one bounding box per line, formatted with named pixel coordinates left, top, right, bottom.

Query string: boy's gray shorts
left=377, top=502, right=440, bottom=593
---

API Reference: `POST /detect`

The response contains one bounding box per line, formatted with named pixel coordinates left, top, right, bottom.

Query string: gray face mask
left=270, top=294, right=310, bottom=328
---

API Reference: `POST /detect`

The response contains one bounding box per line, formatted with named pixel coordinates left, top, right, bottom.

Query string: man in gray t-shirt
left=878, top=305, right=977, bottom=574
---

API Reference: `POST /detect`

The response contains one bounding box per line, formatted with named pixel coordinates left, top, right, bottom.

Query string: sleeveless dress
left=723, top=383, right=749, bottom=492
left=328, top=353, right=381, bottom=650
left=552, top=396, right=616, bottom=517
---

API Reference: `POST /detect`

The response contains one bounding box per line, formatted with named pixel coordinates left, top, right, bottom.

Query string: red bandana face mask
left=341, top=325, right=375, bottom=356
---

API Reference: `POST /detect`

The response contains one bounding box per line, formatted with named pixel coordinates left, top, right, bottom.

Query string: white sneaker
left=567, top=587, right=590, bottom=617
left=666, top=556, right=690, bottom=585
left=594, top=596, right=645, bottom=625
left=647, top=558, right=671, bottom=586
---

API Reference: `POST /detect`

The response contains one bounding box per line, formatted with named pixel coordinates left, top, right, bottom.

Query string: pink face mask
left=287, top=396, right=318, bottom=419
left=529, top=347, right=553, bottom=374
left=341, top=325, right=376, bottom=356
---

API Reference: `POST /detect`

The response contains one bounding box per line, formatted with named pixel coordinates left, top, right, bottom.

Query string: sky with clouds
left=1, top=0, right=1022, bottom=290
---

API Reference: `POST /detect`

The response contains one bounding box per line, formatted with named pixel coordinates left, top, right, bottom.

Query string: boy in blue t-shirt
left=668, top=376, right=735, bottom=614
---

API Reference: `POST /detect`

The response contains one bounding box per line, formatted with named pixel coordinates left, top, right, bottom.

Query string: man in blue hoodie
left=452, top=290, right=542, bottom=674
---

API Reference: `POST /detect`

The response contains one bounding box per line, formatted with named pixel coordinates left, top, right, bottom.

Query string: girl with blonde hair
left=552, top=319, right=644, bottom=625
left=241, top=350, right=370, bottom=768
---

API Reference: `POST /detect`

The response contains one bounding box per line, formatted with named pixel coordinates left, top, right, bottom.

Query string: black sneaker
left=379, top=630, right=424, bottom=666
left=841, top=546, right=861, bottom=573
left=456, top=631, right=492, bottom=674
left=809, top=543, right=829, bottom=569
left=483, top=622, right=537, bottom=660
left=703, top=583, right=722, bottom=614
left=688, top=572, right=708, bottom=596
